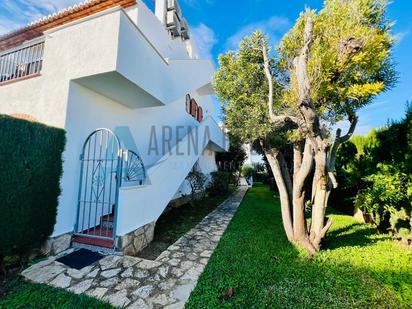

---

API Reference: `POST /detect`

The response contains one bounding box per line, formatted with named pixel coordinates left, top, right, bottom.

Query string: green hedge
left=0, top=115, right=66, bottom=257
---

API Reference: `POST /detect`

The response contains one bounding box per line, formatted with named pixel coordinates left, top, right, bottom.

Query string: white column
left=155, top=0, right=167, bottom=24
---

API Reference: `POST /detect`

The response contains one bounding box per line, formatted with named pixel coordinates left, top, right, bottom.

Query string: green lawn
left=0, top=277, right=114, bottom=309
left=187, top=183, right=412, bottom=308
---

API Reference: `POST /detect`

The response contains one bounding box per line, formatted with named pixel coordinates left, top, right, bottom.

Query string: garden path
left=22, top=186, right=248, bottom=308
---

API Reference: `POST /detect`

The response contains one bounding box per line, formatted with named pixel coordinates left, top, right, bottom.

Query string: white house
left=0, top=0, right=228, bottom=255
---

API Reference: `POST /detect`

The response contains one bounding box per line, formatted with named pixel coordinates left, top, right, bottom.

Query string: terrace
left=0, top=39, right=44, bottom=85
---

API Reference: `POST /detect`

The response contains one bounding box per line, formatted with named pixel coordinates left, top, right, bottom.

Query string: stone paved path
left=22, top=186, right=248, bottom=308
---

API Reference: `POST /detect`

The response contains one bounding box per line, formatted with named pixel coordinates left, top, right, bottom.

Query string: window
left=185, top=94, right=191, bottom=114
left=197, top=106, right=203, bottom=122
left=185, top=94, right=202, bottom=122
left=190, top=98, right=198, bottom=118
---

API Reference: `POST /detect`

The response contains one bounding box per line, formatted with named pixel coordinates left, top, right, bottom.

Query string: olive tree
left=214, top=0, right=396, bottom=253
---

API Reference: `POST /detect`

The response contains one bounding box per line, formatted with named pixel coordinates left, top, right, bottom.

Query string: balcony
left=0, top=40, right=44, bottom=85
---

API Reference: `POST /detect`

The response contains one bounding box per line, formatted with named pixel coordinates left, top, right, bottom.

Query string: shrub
left=185, top=170, right=207, bottom=205
left=331, top=103, right=412, bottom=216
left=207, top=171, right=231, bottom=196
left=215, top=134, right=246, bottom=187
left=356, top=164, right=411, bottom=237
left=255, top=172, right=270, bottom=183
left=241, top=164, right=255, bottom=178
left=0, top=115, right=66, bottom=262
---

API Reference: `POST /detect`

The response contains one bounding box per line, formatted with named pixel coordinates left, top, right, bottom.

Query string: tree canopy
left=215, top=0, right=396, bottom=144
left=214, top=0, right=396, bottom=253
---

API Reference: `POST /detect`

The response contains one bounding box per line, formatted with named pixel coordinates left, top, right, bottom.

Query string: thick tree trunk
left=264, top=148, right=294, bottom=241
left=309, top=149, right=333, bottom=250
left=292, top=140, right=317, bottom=254
left=292, top=141, right=307, bottom=240
left=260, top=12, right=358, bottom=254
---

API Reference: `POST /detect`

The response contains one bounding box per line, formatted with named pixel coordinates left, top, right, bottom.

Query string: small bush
left=255, top=172, right=270, bottom=183
left=0, top=115, right=66, bottom=260
left=207, top=171, right=231, bottom=196
left=185, top=170, right=207, bottom=204
left=241, top=164, right=255, bottom=178
left=356, top=164, right=411, bottom=237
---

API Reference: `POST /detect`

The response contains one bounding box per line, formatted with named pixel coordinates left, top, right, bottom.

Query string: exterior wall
left=116, top=116, right=227, bottom=236
left=116, top=222, right=155, bottom=256
left=55, top=81, right=219, bottom=236
left=116, top=9, right=214, bottom=105
left=0, top=3, right=226, bottom=242
left=0, top=8, right=120, bottom=127
left=41, top=232, right=73, bottom=256
left=127, top=2, right=199, bottom=60
left=173, top=148, right=218, bottom=199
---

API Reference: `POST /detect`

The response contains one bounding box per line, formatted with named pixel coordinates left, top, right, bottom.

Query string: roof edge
left=0, top=0, right=137, bottom=52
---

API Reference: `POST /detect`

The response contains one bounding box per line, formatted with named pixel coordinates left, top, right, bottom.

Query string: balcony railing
left=0, top=41, right=45, bottom=84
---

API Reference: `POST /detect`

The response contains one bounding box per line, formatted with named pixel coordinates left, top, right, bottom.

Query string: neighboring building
left=0, top=0, right=228, bottom=255
left=243, top=143, right=263, bottom=166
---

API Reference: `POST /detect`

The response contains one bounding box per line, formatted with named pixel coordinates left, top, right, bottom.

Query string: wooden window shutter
left=190, top=98, right=198, bottom=118
left=197, top=106, right=203, bottom=122
left=185, top=94, right=191, bottom=114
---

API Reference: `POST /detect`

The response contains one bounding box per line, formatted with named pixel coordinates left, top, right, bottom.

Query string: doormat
left=56, top=249, right=104, bottom=270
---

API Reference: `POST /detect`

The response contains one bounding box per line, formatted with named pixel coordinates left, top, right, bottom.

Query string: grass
left=139, top=188, right=235, bottom=260
left=0, top=188, right=236, bottom=308
left=186, top=183, right=412, bottom=308
left=0, top=277, right=114, bottom=309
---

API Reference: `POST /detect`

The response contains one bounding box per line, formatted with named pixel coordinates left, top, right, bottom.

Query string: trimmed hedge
left=0, top=115, right=66, bottom=258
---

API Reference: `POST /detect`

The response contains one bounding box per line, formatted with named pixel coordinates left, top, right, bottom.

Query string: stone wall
left=116, top=222, right=155, bottom=256
left=41, top=232, right=72, bottom=256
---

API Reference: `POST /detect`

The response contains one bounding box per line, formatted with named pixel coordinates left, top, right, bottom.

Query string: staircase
left=72, top=207, right=116, bottom=249
left=115, top=116, right=228, bottom=238
left=72, top=116, right=227, bottom=251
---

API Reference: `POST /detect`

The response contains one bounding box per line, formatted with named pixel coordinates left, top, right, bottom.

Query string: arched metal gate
left=74, top=128, right=122, bottom=242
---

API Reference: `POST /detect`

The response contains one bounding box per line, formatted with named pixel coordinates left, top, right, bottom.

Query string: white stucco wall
left=0, top=3, right=226, bottom=238
left=0, top=8, right=120, bottom=127
left=173, top=148, right=218, bottom=199
left=54, top=80, right=222, bottom=236
left=116, top=116, right=227, bottom=236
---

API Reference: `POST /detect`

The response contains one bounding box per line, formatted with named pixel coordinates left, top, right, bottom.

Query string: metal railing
left=122, top=150, right=146, bottom=186
left=0, top=41, right=45, bottom=84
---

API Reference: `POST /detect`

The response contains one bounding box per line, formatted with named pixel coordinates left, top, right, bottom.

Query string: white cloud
left=191, top=23, right=217, bottom=60
left=0, top=16, right=24, bottom=35
left=0, top=0, right=80, bottom=35
left=393, top=30, right=409, bottom=45
left=224, top=16, right=290, bottom=51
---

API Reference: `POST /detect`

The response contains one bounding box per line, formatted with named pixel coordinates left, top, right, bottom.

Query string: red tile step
left=72, top=235, right=114, bottom=248
left=72, top=225, right=114, bottom=249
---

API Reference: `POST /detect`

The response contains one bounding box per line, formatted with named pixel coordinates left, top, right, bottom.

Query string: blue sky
left=1, top=0, right=411, bottom=135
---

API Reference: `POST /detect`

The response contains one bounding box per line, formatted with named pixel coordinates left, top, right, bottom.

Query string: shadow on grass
left=187, top=184, right=412, bottom=309
left=0, top=277, right=114, bottom=309
left=323, top=222, right=388, bottom=250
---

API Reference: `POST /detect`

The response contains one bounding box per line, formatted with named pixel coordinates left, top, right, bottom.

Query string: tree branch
left=294, top=11, right=322, bottom=150
left=293, top=141, right=304, bottom=175
left=296, top=11, right=314, bottom=106
left=328, top=115, right=358, bottom=171
left=328, top=172, right=338, bottom=188
left=262, top=45, right=299, bottom=127
left=262, top=44, right=275, bottom=121
left=264, top=147, right=294, bottom=241
left=295, top=139, right=314, bottom=193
